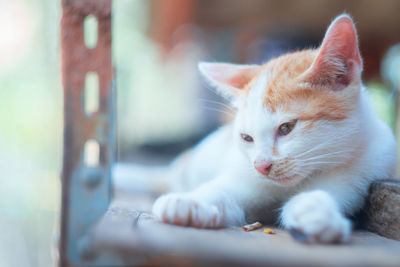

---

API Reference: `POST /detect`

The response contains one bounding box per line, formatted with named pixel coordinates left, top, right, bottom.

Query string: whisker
left=201, top=106, right=234, bottom=117
left=294, top=133, right=356, bottom=158
left=286, top=168, right=308, bottom=179
left=197, top=99, right=235, bottom=111
left=297, top=157, right=350, bottom=163
left=294, top=141, right=333, bottom=158
left=296, top=150, right=354, bottom=162
left=299, top=161, right=345, bottom=166
left=292, top=171, right=308, bottom=178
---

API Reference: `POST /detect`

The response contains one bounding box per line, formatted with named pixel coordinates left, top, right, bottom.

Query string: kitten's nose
left=254, top=159, right=272, bottom=175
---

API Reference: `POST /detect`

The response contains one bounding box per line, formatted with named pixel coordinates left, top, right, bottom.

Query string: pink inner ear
left=199, top=63, right=259, bottom=93
left=227, top=73, right=253, bottom=89
left=307, top=15, right=362, bottom=88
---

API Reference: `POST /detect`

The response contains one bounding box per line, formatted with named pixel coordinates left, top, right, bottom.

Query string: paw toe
left=152, top=194, right=221, bottom=228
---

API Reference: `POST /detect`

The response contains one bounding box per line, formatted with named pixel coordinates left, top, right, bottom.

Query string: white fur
left=153, top=83, right=396, bottom=242
left=281, top=190, right=351, bottom=243
left=152, top=15, right=397, bottom=243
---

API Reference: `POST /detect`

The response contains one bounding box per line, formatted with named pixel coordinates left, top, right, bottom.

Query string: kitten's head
left=199, top=14, right=363, bottom=185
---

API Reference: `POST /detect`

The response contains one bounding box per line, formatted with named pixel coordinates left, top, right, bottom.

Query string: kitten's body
left=151, top=15, right=397, bottom=243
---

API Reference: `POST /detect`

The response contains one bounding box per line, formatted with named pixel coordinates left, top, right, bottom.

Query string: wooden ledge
left=85, top=181, right=400, bottom=266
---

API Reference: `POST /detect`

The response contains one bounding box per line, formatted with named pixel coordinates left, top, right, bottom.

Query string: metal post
left=60, top=0, right=115, bottom=266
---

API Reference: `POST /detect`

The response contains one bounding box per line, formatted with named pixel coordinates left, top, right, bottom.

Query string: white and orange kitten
left=150, top=14, right=397, bottom=243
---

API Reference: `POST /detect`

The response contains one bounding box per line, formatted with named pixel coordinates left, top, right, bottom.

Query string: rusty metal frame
left=60, top=0, right=116, bottom=266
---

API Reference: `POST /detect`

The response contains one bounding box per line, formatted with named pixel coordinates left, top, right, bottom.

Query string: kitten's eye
left=278, top=120, right=297, bottom=136
left=240, top=133, right=254, bottom=142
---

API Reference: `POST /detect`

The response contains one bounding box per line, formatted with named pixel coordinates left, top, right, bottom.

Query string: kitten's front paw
left=282, top=191, right=351, bottom=244
left=152, top=193, right=222, bottom=228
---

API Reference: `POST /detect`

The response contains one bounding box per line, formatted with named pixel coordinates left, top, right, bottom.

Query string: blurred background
left=1, top=0, right=400, bottom=266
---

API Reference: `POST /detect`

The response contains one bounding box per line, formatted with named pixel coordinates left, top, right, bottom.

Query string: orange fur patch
left=247, top=50, right=357, bottom=122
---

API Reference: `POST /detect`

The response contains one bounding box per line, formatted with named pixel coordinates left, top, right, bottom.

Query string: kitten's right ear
left=198, top=62, right=259, bottom=100
left=303, top=14, right=362, bottom=90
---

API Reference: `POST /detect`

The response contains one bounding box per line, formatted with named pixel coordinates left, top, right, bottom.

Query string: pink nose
left=254, top=159, right=272, bottom=175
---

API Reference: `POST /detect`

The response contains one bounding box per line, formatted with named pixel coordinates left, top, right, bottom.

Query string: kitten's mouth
left=254, top=163, right=303, bottom=185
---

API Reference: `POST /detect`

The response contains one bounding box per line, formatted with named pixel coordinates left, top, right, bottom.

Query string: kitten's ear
left=198, top=62, right=259, bottom=100
left=304, top=14, right=362, bottom=89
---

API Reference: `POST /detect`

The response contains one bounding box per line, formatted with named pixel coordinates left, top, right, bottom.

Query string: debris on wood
left=263, top=228, right=276, bottom=235
left=242, top=222, right=263, bottom=232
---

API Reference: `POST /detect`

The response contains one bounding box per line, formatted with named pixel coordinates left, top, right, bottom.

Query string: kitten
left=151, top=14, right=397, bottom=243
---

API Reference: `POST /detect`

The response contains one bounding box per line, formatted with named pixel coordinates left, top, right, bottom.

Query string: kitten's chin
left=263, top=174, right=303, bottom=186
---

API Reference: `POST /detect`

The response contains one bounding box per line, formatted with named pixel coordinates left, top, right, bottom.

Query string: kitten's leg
left=152, top=178, right=246, bottom=228
left=281, top=190, right=351, bottom=243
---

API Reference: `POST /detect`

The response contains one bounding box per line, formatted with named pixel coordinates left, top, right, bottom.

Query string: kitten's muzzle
left=254, top=159, right=272, bottom=176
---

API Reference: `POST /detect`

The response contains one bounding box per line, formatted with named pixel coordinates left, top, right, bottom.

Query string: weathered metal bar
left=60, top=0, right=115, bottom=266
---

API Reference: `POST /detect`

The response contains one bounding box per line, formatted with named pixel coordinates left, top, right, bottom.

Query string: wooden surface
left=88, top=191, right=400, bottom=266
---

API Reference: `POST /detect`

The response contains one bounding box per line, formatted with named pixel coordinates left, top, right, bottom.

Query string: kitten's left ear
left=198, top=62, right=259, bottom=100
left=304, top=14, right=362, bottom=89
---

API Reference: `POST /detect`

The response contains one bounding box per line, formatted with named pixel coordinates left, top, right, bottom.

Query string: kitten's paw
left=152, top=193, right=222, bottom=228
left=282, top=191, right=351, bottom=244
